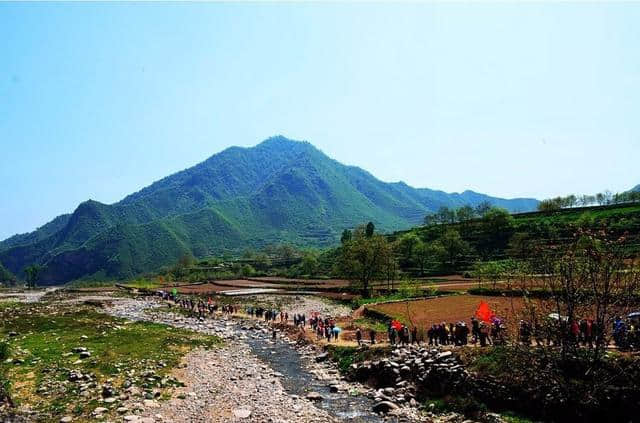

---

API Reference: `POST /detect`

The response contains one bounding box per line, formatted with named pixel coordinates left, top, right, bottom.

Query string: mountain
left=0, top=136, right=538, bottom=284
left=0, top=262, right=16, bottom=285
left=632, top=185, right=640, bottom=192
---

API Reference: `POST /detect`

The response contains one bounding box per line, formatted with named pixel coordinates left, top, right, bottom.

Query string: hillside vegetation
left=391, top=202, right=640, bottom=276
left=0, top=136, right=537, bottom=285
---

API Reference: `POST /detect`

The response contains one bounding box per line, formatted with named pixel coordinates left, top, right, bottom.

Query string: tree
left=413, top=240, right=444, bottom=276
left=170, top=253, right=194, bottom=280
left=456, top=205, right=475, bottom=222
left=253, top=253, right=272, bottom=271
left=341, top=229, right=352, bottom=244
left=365, top=222, right=375, bottom=238
left=535, top=229, right=640, bottom=362
left=475, top=201, right=492, bottom=217
left=24, top=264, right=42, bottom=289
left=439, top=229, right=471, bottom=270
left=435, top=206, right=456, bottom=225
left=507, top=232, right=533, bottom=259
left=0, top=263, right=17, bottom=287
left=538, top=199, right=561, bottom=211
left=396, top=233, right=420, bottom=266
left=276, top=244, right=298, bottom=261
left=477, top=207, right=515, bottom=259
left=301, top=253, right=318, bottom=276
left=456, top=204, right=476, bottom=235
left=474, top=261, right=505, bottom=289
left=423, top=213, right=436, bottom=227
left=338, top=225, right=392, bottom=297
left=383, top=252, right=398, bottom=290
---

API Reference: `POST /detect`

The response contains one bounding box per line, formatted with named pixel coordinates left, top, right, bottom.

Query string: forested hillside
left=391, top=203, right=640, bottom=276
left=0, top=136, right=538, bottom=284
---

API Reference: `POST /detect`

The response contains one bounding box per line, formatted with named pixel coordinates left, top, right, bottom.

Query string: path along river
left=107, top=297, right=424, bottom=423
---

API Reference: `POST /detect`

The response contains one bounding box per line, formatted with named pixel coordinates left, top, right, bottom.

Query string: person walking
left=356, top=328, right=362, bottom=346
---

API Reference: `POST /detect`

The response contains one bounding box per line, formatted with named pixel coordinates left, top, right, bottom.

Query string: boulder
left=315, top=352, right=329, bottom=363
left=373, top=401, right=399, bottom=413
left=232, top=409, right=252, bottom=419
left=306, top=392, right=324, bottom=401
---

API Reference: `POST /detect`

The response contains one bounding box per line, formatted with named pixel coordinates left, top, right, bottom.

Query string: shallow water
left=244, top=330, right=385, bottom=422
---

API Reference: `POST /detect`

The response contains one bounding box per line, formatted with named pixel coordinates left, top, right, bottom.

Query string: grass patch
left=0, top=300, right=21, bottom=311
left=422, top=395, right=487, bottom=419
left=0, top=301, right=221, bottom=420
left=326, top=345, right=391, bottom=373
left=352, top=290, right=453, bottom=308
left=501, top=411, right=539, bottom=423
left=125, top=279, right=162, bottom=289
left=353, top=317, right=387, bottom=332
left=65, top=280, right=117, bottom=289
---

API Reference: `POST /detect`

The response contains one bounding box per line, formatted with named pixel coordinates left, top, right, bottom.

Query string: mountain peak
left=257, top=135, right=309, bottom=149
left=0, top=135, right=540, bottom=284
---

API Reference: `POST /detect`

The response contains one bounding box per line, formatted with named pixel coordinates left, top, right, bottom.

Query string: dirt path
left=106, top=300, right=337, bottom=422
left=0, top=287, right=59, bottom=303
left=106, top=297, right=435, bottom=422
left=128, top=346, right=336, bottom=423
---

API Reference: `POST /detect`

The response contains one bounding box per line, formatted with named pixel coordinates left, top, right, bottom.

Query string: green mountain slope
left=0, top=136, right=538, bottom=284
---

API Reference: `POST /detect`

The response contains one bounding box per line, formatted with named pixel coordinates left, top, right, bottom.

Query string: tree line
left=538, top=189, right=640, bottom=211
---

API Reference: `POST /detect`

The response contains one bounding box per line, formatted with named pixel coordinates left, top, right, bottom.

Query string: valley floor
left=1, top=290, right=457, bottom=423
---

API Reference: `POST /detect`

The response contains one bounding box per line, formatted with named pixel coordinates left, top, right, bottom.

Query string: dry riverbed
left=2, top=292, right=468, bottom=423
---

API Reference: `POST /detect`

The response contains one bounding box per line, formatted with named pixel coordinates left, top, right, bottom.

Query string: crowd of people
left=158, top=291, right=640, bottom=351
left=158, top=290, right=347, bottom=342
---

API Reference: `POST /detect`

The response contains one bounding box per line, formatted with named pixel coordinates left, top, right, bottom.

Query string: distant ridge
left=0, top=136, right=538, bottom=284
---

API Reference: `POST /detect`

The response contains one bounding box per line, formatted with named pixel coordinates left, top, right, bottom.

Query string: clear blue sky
left=1, top=3, right=639, bottom=240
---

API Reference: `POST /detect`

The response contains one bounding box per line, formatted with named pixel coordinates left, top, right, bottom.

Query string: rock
left=232, top=408, right=252, bottom=419
left=8, top=331, right=18, bottom=337
left=315, top=352, right=329, bottom=363
left=373, top=401, right=399, bottom=413
left=60, top=417, right=73, bottom=423
left=329, top=384, right=339, bottom=393
left=80, top=351, right=91, bottom=359
left=104, top=397, right=117, bottom=404
left=436, top=351, right=453, bottom=361
left=102, top=385, right=116, bottom=398
left=306, top=392, right=324, bottom=401
left=93, top=407, right=108, bottom=415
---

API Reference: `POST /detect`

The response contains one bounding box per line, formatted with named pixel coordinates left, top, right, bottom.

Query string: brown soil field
left=248, top=277, right=351, bottom=288
left=174, top=283, right=235, bottom=294
left=368, top=295, right=523, bottom=328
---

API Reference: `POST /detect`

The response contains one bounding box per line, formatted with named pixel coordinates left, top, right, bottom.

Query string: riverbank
left=107, top=297, right=431, bottom=422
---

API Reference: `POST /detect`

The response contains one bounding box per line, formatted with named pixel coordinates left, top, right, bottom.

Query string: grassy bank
left=0, top=301, right=221, bottom=421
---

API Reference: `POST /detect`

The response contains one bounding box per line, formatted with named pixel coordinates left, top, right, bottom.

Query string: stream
left=243, top=328, right=384, bottom=422
left=107, top=298, right=394, bottom=422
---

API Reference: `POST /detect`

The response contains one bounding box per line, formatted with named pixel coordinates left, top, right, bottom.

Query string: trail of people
left=107, top=297, right=431, bottom=422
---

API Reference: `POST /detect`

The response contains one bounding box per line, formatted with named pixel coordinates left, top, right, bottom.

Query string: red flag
left=475, top=301, right=495, bottom=323
left=391, top=320, right=403, bottom=331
